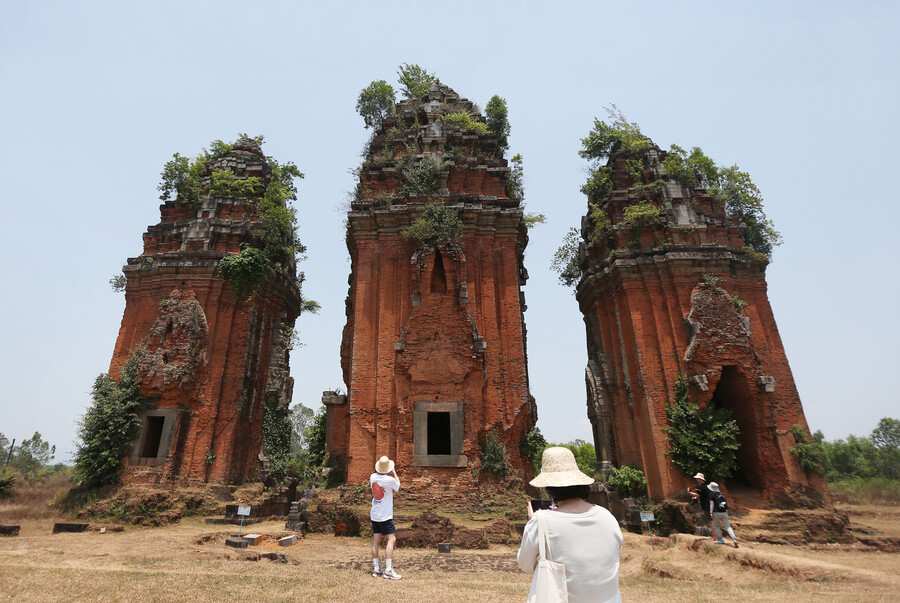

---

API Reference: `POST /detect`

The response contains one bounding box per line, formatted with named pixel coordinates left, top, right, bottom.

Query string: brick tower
left=575, top=139, right=827, bottom=503
left=110, top=138, right=303, bottom=484
left=334, top=84, right=536, bottom=490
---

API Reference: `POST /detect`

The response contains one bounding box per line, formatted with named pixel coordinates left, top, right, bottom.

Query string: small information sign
left=640, top=511, right=655, bottom=522
left=237, top=506, right=251, bottom=517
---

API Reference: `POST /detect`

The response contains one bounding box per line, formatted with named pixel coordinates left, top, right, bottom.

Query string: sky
left=1, top=1, right=898, bottom=463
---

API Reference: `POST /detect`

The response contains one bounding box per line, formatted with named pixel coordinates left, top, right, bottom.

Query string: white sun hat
left=529, top=447, right=594, bottom=488
left=374, top=455, right=395, bottom=474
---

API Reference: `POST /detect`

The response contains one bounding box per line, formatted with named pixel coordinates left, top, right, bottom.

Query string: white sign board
left=237, top=505, right=252, bottom=517
left=640, top=511, right=655, bottom=522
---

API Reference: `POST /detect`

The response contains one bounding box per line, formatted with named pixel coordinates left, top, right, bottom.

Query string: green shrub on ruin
left=440, top=111, right=489, bottom=135
left=74, top=349, right=151, bottom=488
left=790, top=424, right=824, bottom=474
left=606, top=465, right=648, bottom=499
left=481, top=430, right=508, bottom=478
left=662, top=373, right=740, bottom=480
left=402, top=203, right=462, bottom=246
left=217, top=245, right=270, bottom=304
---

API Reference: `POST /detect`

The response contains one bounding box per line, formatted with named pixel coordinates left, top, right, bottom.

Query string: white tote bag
left=527, top=511, right=568, bottom=603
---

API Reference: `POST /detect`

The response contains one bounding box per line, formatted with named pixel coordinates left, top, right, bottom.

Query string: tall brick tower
left=110, top=138, right=303, bottom=484
left=334, top=84, right=536, bottom=490
left=575, top=139, right=826, bottom=503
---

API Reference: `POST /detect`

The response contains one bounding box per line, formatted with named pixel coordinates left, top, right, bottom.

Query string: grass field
left=1, top=510, right=899, bottom=602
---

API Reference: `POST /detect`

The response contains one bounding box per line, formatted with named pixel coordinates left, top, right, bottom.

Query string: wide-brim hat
left=529, top=447, right=594, bottom=488
left=708, top=482, right=720, bottom=493
left=375, top=456, right=395, bottom=474
left=693, top=472, right=705, bottom=480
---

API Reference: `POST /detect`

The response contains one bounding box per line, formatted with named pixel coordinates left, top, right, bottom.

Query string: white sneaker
left=372, top=569, right=383, bottom=577
left=382, top=568, right=402, bottom=580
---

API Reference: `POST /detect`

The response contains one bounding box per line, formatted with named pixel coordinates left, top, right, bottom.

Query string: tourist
left=370, top=455, right=402, bottom=579
left=707, top=482, right=738, bottom=548
left=517, top=447, right=623, bottom=603
left=689, top=472, right=715, bottom=539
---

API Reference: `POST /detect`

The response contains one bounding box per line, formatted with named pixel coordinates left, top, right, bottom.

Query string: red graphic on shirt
left=372, top=482, right=385, bottom=500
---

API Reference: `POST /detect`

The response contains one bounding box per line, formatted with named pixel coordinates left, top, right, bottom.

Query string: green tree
left=481, top=429, right=508, bottom=477
left=551, top=227, right=581, bottom=287
left=485, top=95, right=510, bottom=150
left=871, top=418, right=900, bottom=451
left=789, top=424, right=823, bottom=474
left=262, top=396, right=292, bottom=482
left=356, top=80, right=396, bottom=129
left=506, top=153, right=524, bottom=204
left=8, top=432, right=56, bottom=478
left=74, top=350, right=150, bottom=487
left=304, top=407, right=327, bottom=470
left=662, top=374, right=740, bottom=480
left=397, top=63, right=436, bottom=100
left=289, top=403, right=315, bottom=458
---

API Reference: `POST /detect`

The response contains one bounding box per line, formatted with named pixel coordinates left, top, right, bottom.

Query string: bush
left=217, top=245, right=270, bottom=304
left=0, top=468, right=17, bottom=497
left=402, top=203, right=462, bottom=246
left=481, top=430, right=507, bottom=477
left=606, top=465, right=647, bottom=499
left=356, top=79, right=396, bottom=129
left=440, top=111, right=488, bottom=135
left=401, top=154, right=451, bottom=196
left=828, top=477, right=900, bottom=505
left=520, top=426, right=548, bottom=471
left=662, top=373, right=740, bottom=480
left=790, top=424, right=823, bottom=474
left=74, top=349, right=150, bottom=488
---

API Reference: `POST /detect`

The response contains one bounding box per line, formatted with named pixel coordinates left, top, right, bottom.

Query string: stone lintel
left=413, top=454, right=468, bottom=467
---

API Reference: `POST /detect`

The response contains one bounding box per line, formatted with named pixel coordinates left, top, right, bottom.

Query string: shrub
left=397, top=63, right=436, bottom=100
left=662, top=373, right=740, bottom=480
left=0, top=468, right=17, bottom=497
left=402, top=154, right=451, bottom=196
left=790, top=424, right=823, bottom=474
left=74, top=349, right=150, bottom=488
left=621, top=200, right=661, bottom=228
left=481, top=430, right=507, bottom=477
left=402, top=203, right=462, bottom=246
left=606, top=465, right=647, bottom=499
left=551, top=227, right=581, bottom=287
left=440, top=111, right=488, bottom=135
left=520, top=426, right=548, bottom=471
left=217, top=245, right=270, bottom=304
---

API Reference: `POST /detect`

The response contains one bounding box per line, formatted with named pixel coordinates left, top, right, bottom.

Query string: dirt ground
left=1, top=505, right=899, bottom=602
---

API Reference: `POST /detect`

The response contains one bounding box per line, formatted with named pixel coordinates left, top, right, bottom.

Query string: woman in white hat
left=517, top=447, right=623, bottom=603
left=370, top=455, right=401, bottom=580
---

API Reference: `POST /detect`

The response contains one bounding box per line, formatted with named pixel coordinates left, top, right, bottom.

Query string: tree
left=397, top=63, right=436, bottom=100
left=8, top=432, right=55, bottom=478
left=356, top=80, right=396, bottom=129
left=551, top=227, right=581, bottom=287
left=289, top=403, right=315, bottom=457
left=485, top=95, right=510, bottom=150
left=871, top=417, right=900, bottom=451
left=662, top=374, right=740, bottom=480
left=506, top=153, right=524, bottom=204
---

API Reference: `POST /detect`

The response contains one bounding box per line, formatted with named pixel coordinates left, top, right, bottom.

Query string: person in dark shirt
left=689, top=472, right=715, bottom=539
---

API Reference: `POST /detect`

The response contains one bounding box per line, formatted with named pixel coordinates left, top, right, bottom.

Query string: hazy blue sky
left=1, top=1, right=897, bottom=462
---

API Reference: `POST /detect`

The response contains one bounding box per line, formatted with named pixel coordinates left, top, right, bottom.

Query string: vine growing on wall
left=402, top=203, right=462, bottom=246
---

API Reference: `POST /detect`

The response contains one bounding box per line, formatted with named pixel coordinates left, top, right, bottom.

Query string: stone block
left=438, top=543, right=451, bottom=553
left=278, top=534, right=298, bottom=547
left=242, top=533, right=262, bottom=546
left=225, top=537, right=248, bottom=548
left=53, top=523, right=89, bottom=534
left=0, top=525, right=20, bottom=536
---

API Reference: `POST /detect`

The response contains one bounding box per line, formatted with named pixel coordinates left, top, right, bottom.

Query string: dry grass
left=0, top=470, right=74, bottom=521
left=2, top=511, right=899, bottom=602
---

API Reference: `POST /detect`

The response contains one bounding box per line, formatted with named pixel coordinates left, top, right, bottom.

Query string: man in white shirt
left=370, top=455, right=401, bottom=579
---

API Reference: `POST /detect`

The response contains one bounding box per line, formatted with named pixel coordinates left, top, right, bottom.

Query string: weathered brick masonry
left=335, top=84, right=536, bottom=491
left=577, top=143, right=827, bottom=503
left=111, top=139, right=302, bottom=484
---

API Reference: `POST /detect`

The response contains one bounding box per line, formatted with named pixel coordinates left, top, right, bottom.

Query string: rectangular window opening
left=141, top=416, right=165, bottom=458
left=427, top=412, right=452, bottom=455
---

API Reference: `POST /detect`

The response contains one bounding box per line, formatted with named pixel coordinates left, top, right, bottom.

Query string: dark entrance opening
left=710, top=366, right=760, bottom=489
left=141, top=416, right=165, bottom=458
left=431, top=250, right=447, bottom=294
left=427, top=412, right=451, bottom=455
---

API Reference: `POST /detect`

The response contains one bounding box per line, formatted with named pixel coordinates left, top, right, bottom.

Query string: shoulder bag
left=526, top=510, right=568, bottom=603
